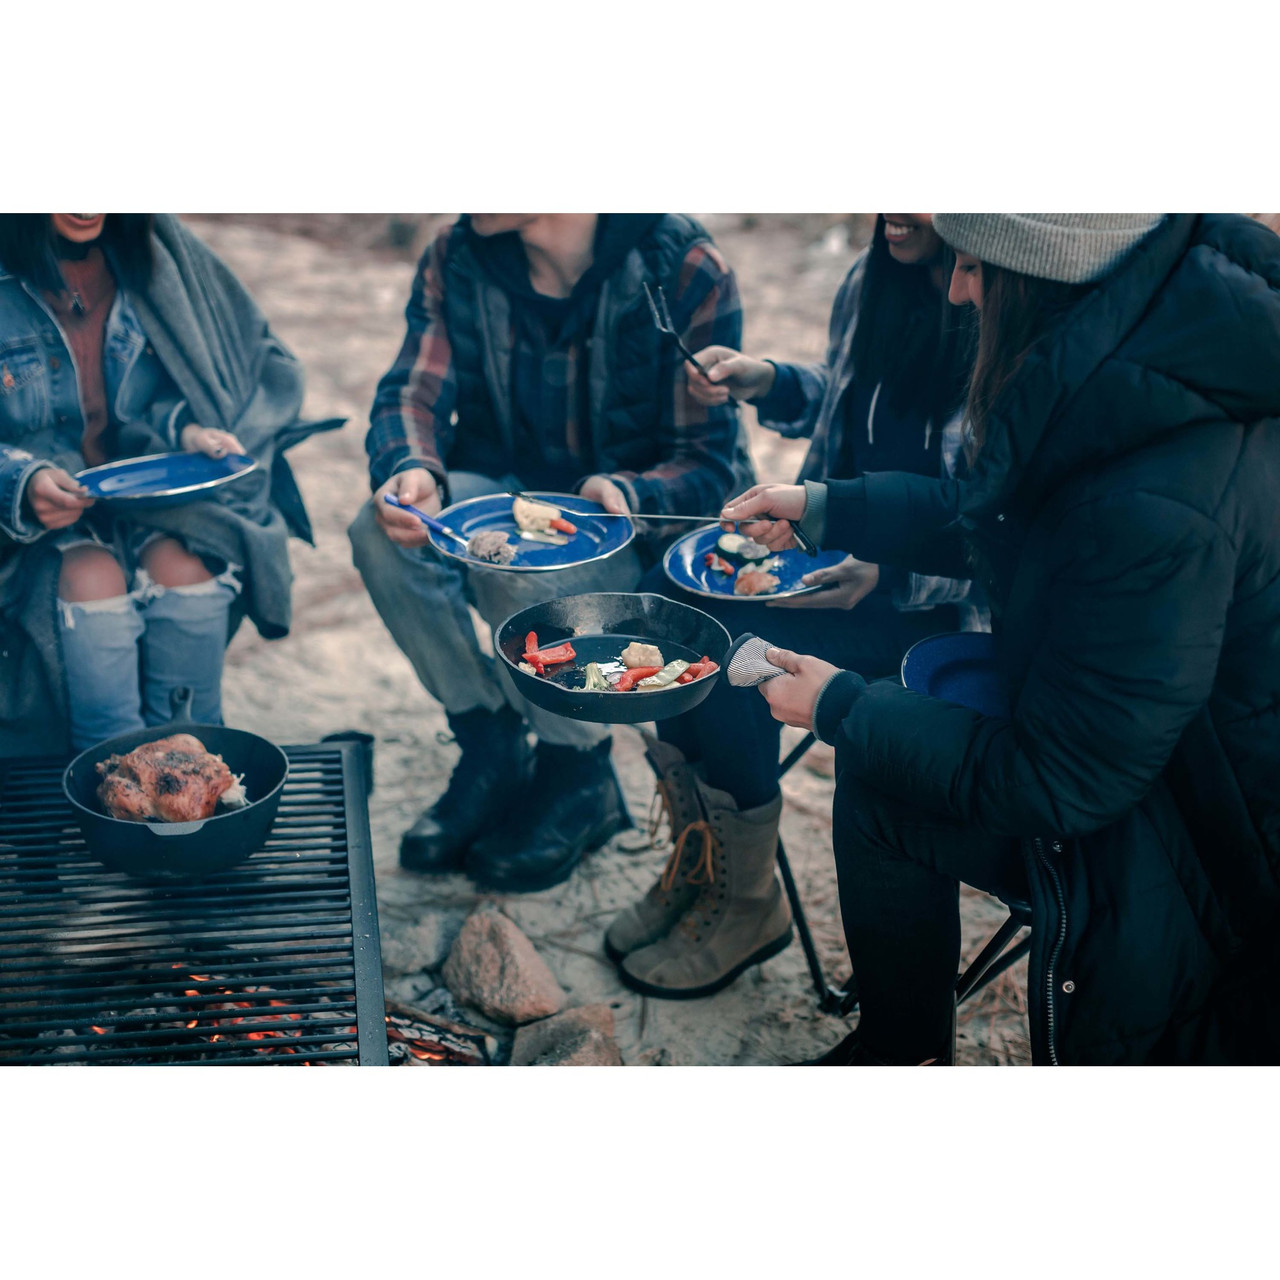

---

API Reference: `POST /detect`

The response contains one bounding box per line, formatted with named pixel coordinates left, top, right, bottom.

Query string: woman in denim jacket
left=0, top=214, right=308, bottom=752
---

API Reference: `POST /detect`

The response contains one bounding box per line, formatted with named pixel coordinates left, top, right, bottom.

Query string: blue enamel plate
left=900, top=631, right=1010, bottom=718
left=76, top=452, right=258, bottom=508
left=662, top=525, right=846, bottom=601
left=427, top=491, right=635, bottom=572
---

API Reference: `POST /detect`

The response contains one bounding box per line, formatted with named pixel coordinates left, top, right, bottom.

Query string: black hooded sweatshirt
left=814, top=214, right=1280, bottom=1064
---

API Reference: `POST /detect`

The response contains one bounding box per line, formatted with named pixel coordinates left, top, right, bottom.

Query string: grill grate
left=0, top=743, right=387, bottom=1066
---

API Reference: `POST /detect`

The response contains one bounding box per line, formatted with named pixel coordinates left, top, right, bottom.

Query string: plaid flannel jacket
left=366, top=219, right=744, bottom=516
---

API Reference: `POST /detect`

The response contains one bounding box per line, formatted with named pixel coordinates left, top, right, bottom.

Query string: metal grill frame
left=0, top=742, right=388, bottom=1066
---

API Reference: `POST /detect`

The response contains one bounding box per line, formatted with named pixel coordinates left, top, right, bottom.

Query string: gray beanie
left=932, top=213, right=1165, bottom=284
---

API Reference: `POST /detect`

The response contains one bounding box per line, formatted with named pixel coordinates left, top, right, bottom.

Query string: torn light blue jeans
left=57, top=565, right=239, bottom=751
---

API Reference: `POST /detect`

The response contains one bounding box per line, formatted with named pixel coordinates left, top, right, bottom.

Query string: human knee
left=832, top=772, right=903, bottom=868
left=348, top=500, right=387, bottom=569
left=58, top=547, right=128, bottom=602
left=141, top=538, right=213, bottom=588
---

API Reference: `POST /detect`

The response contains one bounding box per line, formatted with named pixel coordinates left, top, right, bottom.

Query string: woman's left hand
left=181, top=424, right=246, bottom=459
left=758, top=647, right=840, bottom=731
left=768, top=555, right=880, bottom=610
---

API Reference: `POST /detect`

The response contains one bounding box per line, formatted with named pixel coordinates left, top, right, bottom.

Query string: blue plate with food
left=76, top=451, right=258, bottom=508
left=425, top=491, right=635, bottom=572
left=901, top=631, right=1009, bottom=718
left=662, top=525, right=846, bottom=601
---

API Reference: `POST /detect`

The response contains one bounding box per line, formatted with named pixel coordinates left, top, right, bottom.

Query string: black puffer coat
left=817, top=214, right=1280, bottom=1064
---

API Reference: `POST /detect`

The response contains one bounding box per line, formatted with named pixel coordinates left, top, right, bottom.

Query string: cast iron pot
left=62, top=689, right=289, bottom=878
left=496, top=592, right=731, bottom=725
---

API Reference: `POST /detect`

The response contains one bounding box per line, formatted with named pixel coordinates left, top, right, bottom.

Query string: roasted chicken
left=96, top=735, right=247, bottom=823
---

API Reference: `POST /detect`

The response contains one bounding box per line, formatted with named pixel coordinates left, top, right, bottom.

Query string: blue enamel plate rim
left=75, top=451, right=258, bottom=501
left=900, top=631, right=998, bottom=696
left=427, top=490, right=636, bottom=572
left=661, top=525, right=844, bottom=601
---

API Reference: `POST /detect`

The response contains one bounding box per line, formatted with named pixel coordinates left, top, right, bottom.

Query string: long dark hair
left=0, top=215, right=154, bottom=294
left=965, top=263, right=1093, bottom=456
left=850, top=214, right=974, bottom=427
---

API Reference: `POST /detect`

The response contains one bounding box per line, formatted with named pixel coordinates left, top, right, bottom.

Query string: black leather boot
left=465, top=739, right=628, bottom=892
left=400, top=707, right=531, bottom=873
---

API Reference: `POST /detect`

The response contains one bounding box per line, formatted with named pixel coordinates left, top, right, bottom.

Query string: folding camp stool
left=775, top=730, right=1034, bottom=1053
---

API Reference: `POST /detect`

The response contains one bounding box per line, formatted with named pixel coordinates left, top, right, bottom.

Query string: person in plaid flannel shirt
left=350, top=214, right=748, bottom=892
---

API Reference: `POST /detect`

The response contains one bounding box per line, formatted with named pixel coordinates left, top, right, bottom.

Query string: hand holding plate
left=180, top=424, right=246, bottom=459
left=25, top=465, right=93, bottom=529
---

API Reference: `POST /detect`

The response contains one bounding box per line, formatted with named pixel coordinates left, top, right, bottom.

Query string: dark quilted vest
left=441, top=215, right=749, bottom=487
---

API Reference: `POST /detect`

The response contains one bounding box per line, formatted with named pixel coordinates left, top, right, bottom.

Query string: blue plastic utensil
left=382, top=494, right=472, bottom=550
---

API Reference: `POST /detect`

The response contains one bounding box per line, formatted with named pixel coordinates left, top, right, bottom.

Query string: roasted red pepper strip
left=523, top=641, right=577, bottom=667
left=681, top=657, right=720, bottom=682
left=526, top=631, right=539, bottom=655
left=704, top=552, right=735, bottom=575
left=616, top=665, right=662, bottom=692
left=549, top=517, right=578, bottom=535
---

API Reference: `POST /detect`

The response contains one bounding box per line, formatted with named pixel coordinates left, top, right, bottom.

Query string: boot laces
left=647, top=778, right=676, bottom=847
left=676, top=822, right=725, bottom=937
left=658, top=818, right=719, bottom=893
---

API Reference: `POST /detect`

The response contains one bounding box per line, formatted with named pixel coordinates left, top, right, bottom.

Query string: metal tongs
left=642, top=281, right=716, bottom=381
left=507, top=489, right=818, bottom=556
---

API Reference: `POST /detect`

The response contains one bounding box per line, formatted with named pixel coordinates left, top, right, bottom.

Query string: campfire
left=9, top=968, right=495, bottom=1066
left=384, top=1000, right=496, bottom=1066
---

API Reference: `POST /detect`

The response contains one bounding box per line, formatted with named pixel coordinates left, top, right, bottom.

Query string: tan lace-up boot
left=603, top=733, right=705, bottom=962
left=618, top=781, right=792, bottom=999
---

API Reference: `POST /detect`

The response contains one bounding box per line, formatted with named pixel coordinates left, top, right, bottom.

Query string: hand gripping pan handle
left=724, top=633, right=788, bottom=687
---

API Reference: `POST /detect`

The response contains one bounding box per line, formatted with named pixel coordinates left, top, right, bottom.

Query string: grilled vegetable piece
left=520, top=529, right=569, bottom=546
left=620, top=641, right=664, bottom=669
left=582, top=662, right=610, bottom=691
left=638, top=659, right=691, bottom=689
left=522, top=638, right=578, bottom=673
left=616, top=665, right=663, bottom=692
left=549, top=516, right=578, bottom=535
left=675, top=656, right=720, bottom=684
left=717, top=532, right=747, bottom=557
left=704, top=551, right=736, bottom=575
left=737, top=539, right=772, bottom=561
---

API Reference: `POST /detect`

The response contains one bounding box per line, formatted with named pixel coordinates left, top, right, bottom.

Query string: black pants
left=642, top=564, right=957, bottom=810
left=833, top=770, right=1029, bottom=1063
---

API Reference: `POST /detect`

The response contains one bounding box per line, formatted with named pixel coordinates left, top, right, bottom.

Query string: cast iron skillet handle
left=169, top=686, right=195, bottom=725
left=147, top=819, right=206, bottom=836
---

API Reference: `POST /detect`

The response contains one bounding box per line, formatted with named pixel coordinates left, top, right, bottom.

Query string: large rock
left=380, top=914, right=462, bottom=976
left=442, top=910, right=567, bottom=1025
left=511, top=1005, right=622, bottom=1066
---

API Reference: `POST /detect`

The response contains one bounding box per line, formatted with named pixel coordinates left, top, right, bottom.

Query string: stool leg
left=955, top=914, right=1026, bottom=1006
left=776, top=837, right=825, bottom=1000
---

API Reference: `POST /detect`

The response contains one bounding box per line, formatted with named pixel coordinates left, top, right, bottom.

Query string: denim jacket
left=0, top=263, right=193, bottom=544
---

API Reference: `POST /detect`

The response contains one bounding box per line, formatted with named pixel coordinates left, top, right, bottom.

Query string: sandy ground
left=197, top=214, right=1030, bottom=1066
